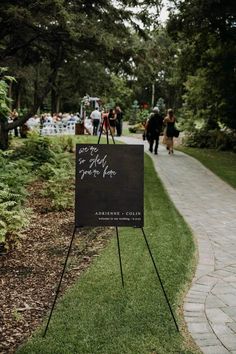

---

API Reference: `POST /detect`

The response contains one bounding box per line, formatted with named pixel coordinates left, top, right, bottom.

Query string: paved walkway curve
left=116, top=136, right=236, bottom=354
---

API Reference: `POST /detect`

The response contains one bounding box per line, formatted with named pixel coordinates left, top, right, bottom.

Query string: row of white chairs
left=40, top=120, right=93, bottom=136
left=40, top=122, right=76, bottom=136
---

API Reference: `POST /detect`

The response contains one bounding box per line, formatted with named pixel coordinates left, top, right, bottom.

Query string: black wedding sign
left=75, top=144, right=144, bottom=227
left=44, top=143, right=179, bottom=337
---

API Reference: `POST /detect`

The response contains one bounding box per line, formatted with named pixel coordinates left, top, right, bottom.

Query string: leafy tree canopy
left=167, top=0, right=236, bottom=130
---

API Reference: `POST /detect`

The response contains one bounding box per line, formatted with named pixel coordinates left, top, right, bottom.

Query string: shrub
left=129, top=127, right=137, bottom=133
left=0, top=151, right=32, bottom=252
left=39, top=149, right=74, bottom=211
left=66, top=136, right=74, bottom=153
left=50, top=136, right=75, bottom=154
left=38, top=162, right=57, bottom=180
left=57, top=136, right=74, bottom=153
left=128, top=123, right=146, bottom=133
left=15, top=131, right=55, bottom=167
left=0, top=150, right=32, bottom=204
left=42, top=167, right=73, bottom=211
left=123, top=108, right=132, bottom=122
left=0, top=182, right=29, bottom=251
left=183, top=128, right=236, bottom=151
left=136, top=109, right=149, bottom=124
left=38, top=151, right=73, bottom=180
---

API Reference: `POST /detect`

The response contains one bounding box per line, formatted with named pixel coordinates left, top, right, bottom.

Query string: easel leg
left=141, top=228, right=179, bottom=332
left=97, top=116, right=115, bottom=145
left=115, top=226, right=124, bottom=287
left=43, top=226, right=77, bottom=337
left=106, top=127, right=109, bottom=144
left=98, top=119, right=104, bottom=144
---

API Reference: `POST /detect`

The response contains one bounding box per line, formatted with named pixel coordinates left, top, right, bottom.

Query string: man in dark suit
left=146, top=107, right=163, bottom=155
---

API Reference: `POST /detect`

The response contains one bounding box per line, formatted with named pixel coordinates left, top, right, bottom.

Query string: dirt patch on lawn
left=0, top=181, right=113, bottom=354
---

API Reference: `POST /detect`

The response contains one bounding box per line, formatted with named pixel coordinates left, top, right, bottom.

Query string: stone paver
left=116, top=135, right=236, bottom=353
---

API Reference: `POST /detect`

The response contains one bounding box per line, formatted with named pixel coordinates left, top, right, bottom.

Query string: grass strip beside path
left=17, top=154, right=198, bottom=354
left=177, top=147, right=236, bottom=189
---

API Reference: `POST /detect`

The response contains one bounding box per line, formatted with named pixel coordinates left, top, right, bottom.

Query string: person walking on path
left=163, top=108, right=176, bottom=154
left=108, top=108, right=116, bottom=136
left=90, top=107, right=101, bottom=136
left=115, top=106, right=123, bottom=136
left=146, top=106, right=163, bottom=155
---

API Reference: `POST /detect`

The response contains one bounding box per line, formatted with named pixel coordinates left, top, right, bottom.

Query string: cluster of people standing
left=90, top=106, right=123, bottom=137
left=145, top=107, right=178, bottom=155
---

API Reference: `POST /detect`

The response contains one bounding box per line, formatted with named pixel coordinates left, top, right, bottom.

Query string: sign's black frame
left=75, top=144, right=144, bottom=227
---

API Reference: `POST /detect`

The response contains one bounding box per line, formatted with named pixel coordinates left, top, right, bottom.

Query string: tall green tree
left=0, top=68, right=15, bottom=149
left=167, top=0, right=236, bottom=130
left=0, top=0, right=162, bottom=149
left=129, top=28, right=179, bottom=109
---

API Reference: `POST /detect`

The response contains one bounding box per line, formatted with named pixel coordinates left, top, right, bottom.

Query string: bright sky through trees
left=159, top=0, right=169, bottom=23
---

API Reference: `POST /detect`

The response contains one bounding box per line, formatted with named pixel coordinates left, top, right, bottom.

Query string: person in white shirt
left=90, top=107, right=101, bottom=135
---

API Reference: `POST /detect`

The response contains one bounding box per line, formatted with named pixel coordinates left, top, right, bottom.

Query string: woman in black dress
left=108, top=109, right=116, bottom=136
left=164, top=109, right=176, bottom=154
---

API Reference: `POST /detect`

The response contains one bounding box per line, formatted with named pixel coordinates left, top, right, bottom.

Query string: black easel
left=43, top=115, right=179, bottom=336
left=140, top=227, right=179, bottom=331
left=43, top=226, right=77, bottom=337
left=97, top=113, right=115, bottom=145
left=114, top=226, right=178, bottom=331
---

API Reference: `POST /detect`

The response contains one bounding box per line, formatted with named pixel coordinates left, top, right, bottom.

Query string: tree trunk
left=151, top=83, right=155, bottom=107
left=56, top=95, right=60, bottom=113
left=51, top=89, right=60, bottom=113
left=8, top=82, right=13, bottom=111
left=51, top=87, right=58, bottom=114
left=0, top=120, right=9, bottom=151
left=34, top=65, right=40, bottom=107
left=15, top=80, right=21, bottom=110
left=0, top=47, right=63, bottom=150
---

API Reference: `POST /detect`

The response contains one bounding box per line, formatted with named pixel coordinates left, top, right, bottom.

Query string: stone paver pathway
left=116, top=135, right=236, bottom=354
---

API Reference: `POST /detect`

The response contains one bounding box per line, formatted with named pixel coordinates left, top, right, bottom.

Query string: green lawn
left=176, top=146, right=236, bottom=189
left=17, top=154, right=199, bottom=354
